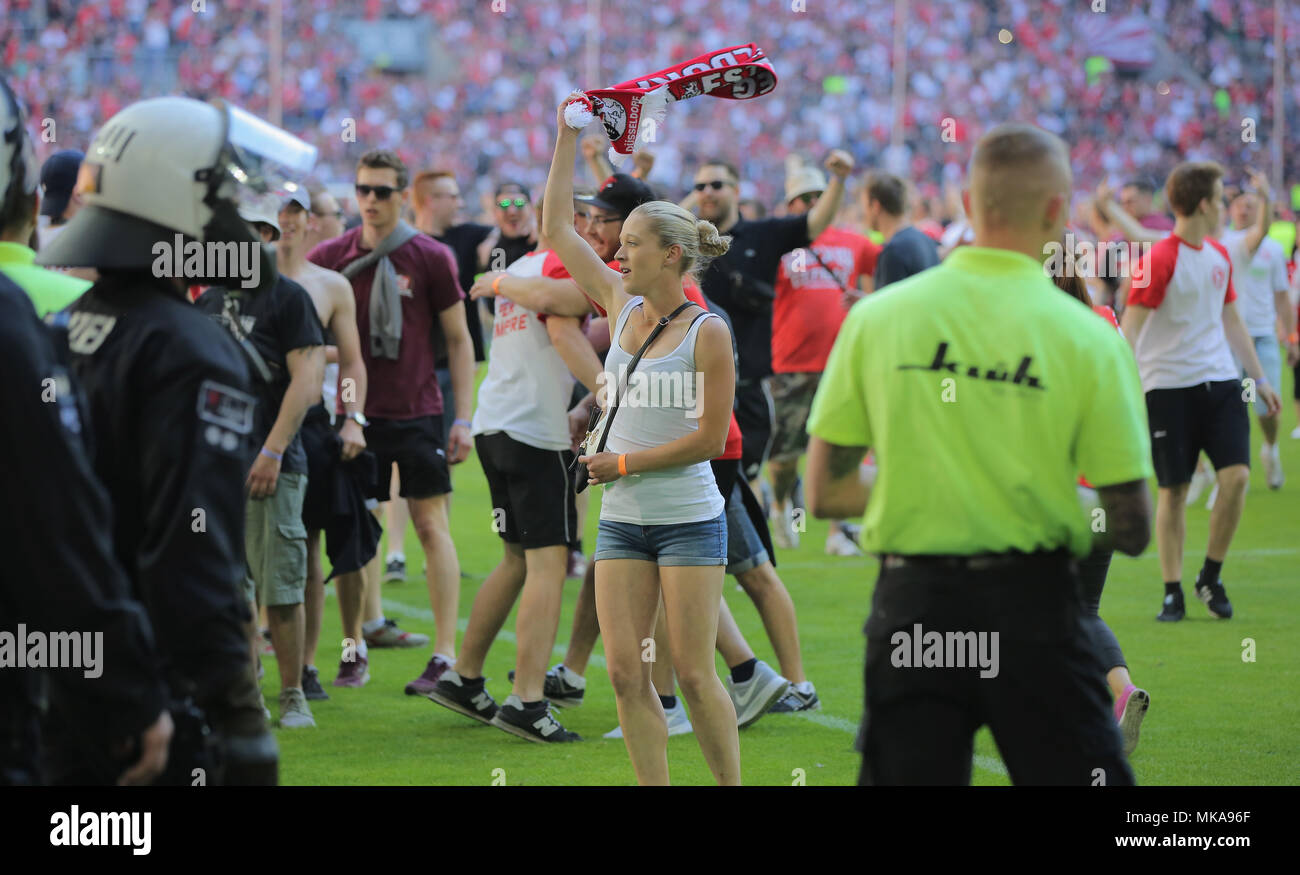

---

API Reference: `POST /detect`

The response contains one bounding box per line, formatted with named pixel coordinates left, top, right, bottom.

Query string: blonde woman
left=543, top=95, right=739, bottom=785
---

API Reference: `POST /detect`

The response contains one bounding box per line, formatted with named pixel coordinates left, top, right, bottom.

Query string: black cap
left=576, top=173, right=654, bottom=220
left=40, top=149, right=84, bottom=219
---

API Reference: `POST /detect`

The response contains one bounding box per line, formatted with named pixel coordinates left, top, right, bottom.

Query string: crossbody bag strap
left=807, top=245, right=850, bottom=295
left=592, top=300, right=697, bottom=455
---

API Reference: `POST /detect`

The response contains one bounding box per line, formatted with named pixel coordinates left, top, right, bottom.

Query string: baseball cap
left=40, top=149, right=84, bottom=219
left=281, top=182, right=311, bottom=211
left=238, top=194, right=282, bottom=241
left=576, top=173, right=655, bottom=220
left=785, top=164, right=827, bottom=203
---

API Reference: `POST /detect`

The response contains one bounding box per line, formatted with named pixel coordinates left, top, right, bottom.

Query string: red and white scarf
left=565, top=43, right=778, bottom=160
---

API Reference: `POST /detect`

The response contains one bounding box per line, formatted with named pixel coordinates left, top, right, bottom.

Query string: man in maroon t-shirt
left=308, top=150, right=475, bottom=694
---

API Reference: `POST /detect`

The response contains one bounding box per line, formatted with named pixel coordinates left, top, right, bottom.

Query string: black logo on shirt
left=898, top=342, right=1044, bottom=390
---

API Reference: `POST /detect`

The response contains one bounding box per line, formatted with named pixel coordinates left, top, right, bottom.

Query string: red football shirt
left=308, top=227, right=464, bottom=419
left=771, top=226, right=879, bottom=373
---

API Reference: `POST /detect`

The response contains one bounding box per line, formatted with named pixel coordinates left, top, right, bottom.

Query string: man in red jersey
left=767, top=162, right=880, bottom=556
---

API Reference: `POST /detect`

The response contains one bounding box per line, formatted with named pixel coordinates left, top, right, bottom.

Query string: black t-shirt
left=432, top=222, right=494, bottom=363
left=195, top=275, right=324, bottom=474
left=874, top=226, right=940, bottom=290
left=698, top=215, right=810, bottom=381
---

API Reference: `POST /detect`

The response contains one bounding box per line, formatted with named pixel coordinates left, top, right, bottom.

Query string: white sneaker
left=1205, top=482, right=1219, bottom=511
left=825, top=530, right=864, bottom=557
left=1291, top=425, right=1300, bottom=439
left=603, top=699, right=693, bottom=739
left=1186, top=466, right=1214, bottom=505
left=770, top=503, right=799, bottom=550
left=1262, top=442, right=1284, bottom=489
left=278, top=687, right=316, bottom=729
left=725, top=660, right=791, bottom=729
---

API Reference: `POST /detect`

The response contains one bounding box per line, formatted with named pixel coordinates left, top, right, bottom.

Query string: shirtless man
left=276, top=191, right=379, bottom=693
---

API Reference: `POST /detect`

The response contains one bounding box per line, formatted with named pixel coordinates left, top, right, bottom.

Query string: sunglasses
left=355, top=184, right=400, bottom=200
left=588, top=215, right=623, bottom=228
left=497, top=197, right=529, bottom=209
left=694, top=180, right=730, bottom=192
left=314, top=208, right=344, bottom=220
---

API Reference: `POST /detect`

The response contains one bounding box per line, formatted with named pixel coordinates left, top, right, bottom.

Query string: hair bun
left=696, top=219, right=731, bottom=258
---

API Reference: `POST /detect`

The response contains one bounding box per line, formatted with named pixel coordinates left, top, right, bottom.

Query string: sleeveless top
left=598, top=296, right=726, bottom=525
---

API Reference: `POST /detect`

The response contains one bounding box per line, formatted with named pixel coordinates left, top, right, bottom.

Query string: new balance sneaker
left=302, top=665, right=330, bottom=700
left=1114, top=685, right=1149, bottom=758
left=1262, top=442, right=1284, bottom=490
left=567, top=549, right=588, bottom=580
left=825, top=530, right=864, bottom=557
left=334, top=654, right=370, bottom=688
left=491, top=694, right=581, bottom=743
left=1195, top=575, right=1233, bottom=619
left=278, top=688, right=316, bottom=729
left=1185, top=465, right=1215, bottom=505
left=404, top=653, right=454, bottom=696
left=770, top=680, right=821, bottom=713
left=1156, top=588, right=1185, bottom=622
left=725, top=661, right=791, bottom=729
left=507, top=663, right=586, bottom=708
left=425, top=670, right=499, bottom=724
left=604, top=698, right=693, bottom=739
left=382, top=555, right=406, bottom=583
left=365, top=618, right=430, bottom=649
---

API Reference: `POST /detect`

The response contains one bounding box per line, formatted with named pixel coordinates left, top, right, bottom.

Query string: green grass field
left=270, top=367, right=1300, bottom=786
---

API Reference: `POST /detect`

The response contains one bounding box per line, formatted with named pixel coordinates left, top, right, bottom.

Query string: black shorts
left=301, top=405, right=337, bottom=531
left=476, top=431, right=576, bottom=550
left=735, top=379, right=775, bottom=482
left=364, top=415, right=451, bottom=501
left=1145, top=380, right=1250, bottom=488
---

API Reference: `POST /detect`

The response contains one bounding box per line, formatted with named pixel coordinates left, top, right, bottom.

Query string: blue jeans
left=595, top=513, right=727, bottom=566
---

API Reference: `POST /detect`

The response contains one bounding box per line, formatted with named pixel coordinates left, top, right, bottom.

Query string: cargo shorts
left=244, top=472, right=309, bottom=607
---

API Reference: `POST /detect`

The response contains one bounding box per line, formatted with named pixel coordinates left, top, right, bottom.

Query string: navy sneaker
left=1156, top=588, right=1185, bottom=622
left=1195, top=575, right=1233, bottom=619
left=425, top=670, right=499, bottom=724
left=491, top=695, right=581, bottom=743
left=507, top=663, right=586, bottom=708
left=301, top=666, right=330, bottom=701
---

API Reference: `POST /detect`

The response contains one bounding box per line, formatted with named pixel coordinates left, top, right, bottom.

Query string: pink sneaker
left=1114, top=684, right=1149, bottom=758
left=404, top=654, right=453, bottom=696
left=333, top=654, right=370, bottom=688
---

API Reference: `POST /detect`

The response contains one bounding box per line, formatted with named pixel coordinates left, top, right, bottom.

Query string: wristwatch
left=345, top=411, right=369, bottom=428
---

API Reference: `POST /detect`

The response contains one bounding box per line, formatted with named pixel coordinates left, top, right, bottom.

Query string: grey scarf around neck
left=341, top=220, right=421, bottom=360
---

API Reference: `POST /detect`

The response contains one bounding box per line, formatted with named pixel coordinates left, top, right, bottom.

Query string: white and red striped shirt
left=1128, top=235, right=1238, bottom=391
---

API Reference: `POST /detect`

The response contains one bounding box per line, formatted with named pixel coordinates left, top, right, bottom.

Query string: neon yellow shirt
left=808, top=246, right=1153, bottom=557
left=0, top=241, right=89, bottom=317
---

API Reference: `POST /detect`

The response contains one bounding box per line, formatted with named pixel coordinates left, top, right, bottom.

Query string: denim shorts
left=725, top=482, right=769, bottom=575
left=595, top=512, right=727, bottom=566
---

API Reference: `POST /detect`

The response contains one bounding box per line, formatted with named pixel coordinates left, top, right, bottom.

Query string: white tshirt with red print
left=1128, top=235, right=1238, bottom=391
left=471, top=250, right=575, bottom=450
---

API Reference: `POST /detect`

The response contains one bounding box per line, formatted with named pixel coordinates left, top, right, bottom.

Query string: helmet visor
left=216, top=101, right=318, bottom=216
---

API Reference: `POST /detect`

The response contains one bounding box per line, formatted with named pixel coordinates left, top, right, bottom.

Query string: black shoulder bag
left=570, top=300, right=699, bottom=493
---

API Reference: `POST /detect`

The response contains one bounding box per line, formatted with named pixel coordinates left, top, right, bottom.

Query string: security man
left=0, top=75, right=171, bottom=787
left=806, top=123, right=1155, bottom=785
left=36, top=96, right=317, bottom=784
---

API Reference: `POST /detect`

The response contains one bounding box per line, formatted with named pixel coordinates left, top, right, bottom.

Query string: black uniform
left=431, top=222, right=494, bottom=363
left=698, top=215, right=812, bottom=480
left=59, top=271, right=274, bottom=783
left=0, top=275, right=166, bottom=785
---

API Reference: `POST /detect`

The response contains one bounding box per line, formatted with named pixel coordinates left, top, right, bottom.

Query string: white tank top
left=470, top=250, right=575, bottom=450
left=598, top=296, right=725, bottom=525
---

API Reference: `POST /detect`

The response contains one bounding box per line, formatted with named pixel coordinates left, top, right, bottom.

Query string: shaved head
left=967, top=124, right=1072, bottom=245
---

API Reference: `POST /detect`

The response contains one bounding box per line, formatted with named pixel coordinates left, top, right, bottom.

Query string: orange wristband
left=618, top=454, right=628, bottom=476
left=492, top=274, right=504, bottom=296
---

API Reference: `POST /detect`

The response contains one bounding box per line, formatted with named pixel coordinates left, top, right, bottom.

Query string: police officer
left=0, top=77, right=171, bottom=786
left=36, top=96, right=317, bottom=784
left=806, top=124, right=1155, bottom=785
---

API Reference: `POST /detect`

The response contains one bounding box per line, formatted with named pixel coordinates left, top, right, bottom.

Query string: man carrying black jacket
left=36, top=95, right=319, bottom=784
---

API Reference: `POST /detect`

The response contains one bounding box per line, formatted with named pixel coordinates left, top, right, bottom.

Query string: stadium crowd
left=5, top=0, right=1300, bottom=207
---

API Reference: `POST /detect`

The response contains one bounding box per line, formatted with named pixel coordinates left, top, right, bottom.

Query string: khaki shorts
left=768, top=371, right=823, bottom=463
left=244, top=472, right=309, bottom=607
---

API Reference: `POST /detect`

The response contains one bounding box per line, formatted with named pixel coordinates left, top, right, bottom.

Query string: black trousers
left=1076, top=546, right=1126, bottom=672
left=859, top=553, right=1133, bottom=786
